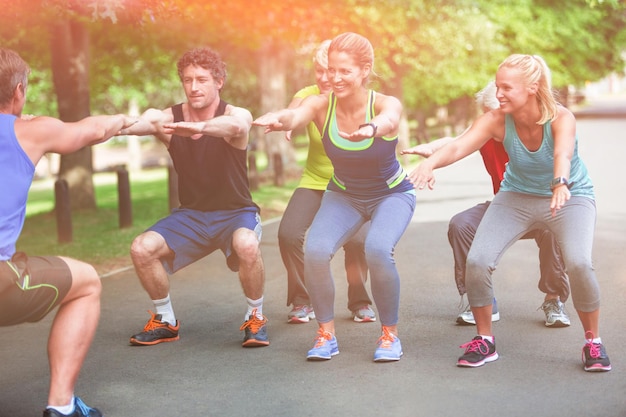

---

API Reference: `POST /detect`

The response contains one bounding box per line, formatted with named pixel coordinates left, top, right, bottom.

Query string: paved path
left=1, top=96, right=625, bottom=417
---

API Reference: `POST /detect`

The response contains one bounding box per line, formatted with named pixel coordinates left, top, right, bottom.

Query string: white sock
left=590, top=336, right=602, bottom=344
left=47, top=396, right=74, bottom=415
left=153, top=294, right=176, bottom=325
left=479, top=335, right=494, bottom=343
left=246, top=296, right=264, bottom=320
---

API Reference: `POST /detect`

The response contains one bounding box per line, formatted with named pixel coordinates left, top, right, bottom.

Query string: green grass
left=17, top=167, right=298, bottom=275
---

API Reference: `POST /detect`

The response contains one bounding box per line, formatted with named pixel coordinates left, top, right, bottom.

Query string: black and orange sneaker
left=240, top=309, right=269, bottom=347
left=129, top=311, right=180, bottom=346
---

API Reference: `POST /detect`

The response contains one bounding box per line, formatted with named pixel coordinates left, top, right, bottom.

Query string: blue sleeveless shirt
left=0, top=114, right=36, bottom=260
left=321, top=90, right=413, bottom=199
left=500, top=114, right=594, bottom=198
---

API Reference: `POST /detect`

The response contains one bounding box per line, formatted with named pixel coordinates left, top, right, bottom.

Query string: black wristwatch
left=550, top=176, right=570, bottom=190
left=358, top=122, right=378, bottom=138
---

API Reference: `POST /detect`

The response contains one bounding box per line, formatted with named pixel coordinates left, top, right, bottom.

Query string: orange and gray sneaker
left=240, top=308, right=269, bottom=347
left=129, top=311, right=180, bottom=346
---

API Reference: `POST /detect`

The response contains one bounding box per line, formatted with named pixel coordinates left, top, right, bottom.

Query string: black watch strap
left=358, top=122, right=377, bottom=138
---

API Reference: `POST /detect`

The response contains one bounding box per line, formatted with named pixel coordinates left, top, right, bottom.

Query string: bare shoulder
left=374, top=92, right=402, bottom=110
left=302, top=93, right=328, bottom=108
left=553, top=105, right=575, bottom=124
left=142, top=107, right=173, bottom=123
left=14, top=116, right=68, bottom=161
left=14, top=116, right=64, bottom=141
left=374, top=91, right=400, bottom=102
left=471, top=109, right=506, bottom=141
left=225, top=104, right=253, bottom=124
left=550, top=105, right=576, bottom=137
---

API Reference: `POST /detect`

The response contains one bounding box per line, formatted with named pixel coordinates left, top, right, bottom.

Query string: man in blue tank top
left=118, top=48, right=269, bottom=349
left=0, top=48, right=136, bottom=417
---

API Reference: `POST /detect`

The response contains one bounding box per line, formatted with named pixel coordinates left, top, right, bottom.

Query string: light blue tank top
left=500, top=114, right=594, bottom=199
left=0, top=114, right=35, bottom=260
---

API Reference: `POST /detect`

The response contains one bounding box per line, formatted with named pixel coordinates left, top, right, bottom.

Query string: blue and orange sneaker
left=373, top=326, right=403, bottom=362
left=307, top=328, right=339, bottom=360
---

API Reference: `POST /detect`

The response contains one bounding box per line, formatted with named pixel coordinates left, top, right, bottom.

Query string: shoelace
left=74, top=397, right=95, bottom=415
left=312, top=328, right=333, bottom=348
left=239, top=308, right=266, bottom=333
left=142, top=311, right=168, bottom=331
left=584, top=331, right=602, bottom=359
left=377, top=327, right=396, bottom=349
left=539, top=299, right=560, bottom=314
left=460, top=338, right=490, bottom=355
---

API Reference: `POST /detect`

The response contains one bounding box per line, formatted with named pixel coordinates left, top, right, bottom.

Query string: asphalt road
left=1, top=95, right=625, bottom=417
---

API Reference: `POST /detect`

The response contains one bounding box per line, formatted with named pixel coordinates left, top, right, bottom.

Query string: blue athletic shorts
left=0, top=252, right=71, bottom=327
left=148, top=206, right=262, bottom=274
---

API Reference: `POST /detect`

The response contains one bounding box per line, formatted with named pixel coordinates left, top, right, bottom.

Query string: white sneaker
left=456, top=296, right=500, bottom=325
left=540, top=299, right=571, bottom=327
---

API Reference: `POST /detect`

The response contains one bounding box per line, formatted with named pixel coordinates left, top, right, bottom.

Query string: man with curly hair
left=119, top=47, right=268, bottom=348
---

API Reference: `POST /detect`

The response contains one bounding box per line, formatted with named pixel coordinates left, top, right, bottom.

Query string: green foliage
left=477, top=0, right=626, bottom=86
left=1, top=0, right=625, bottom=117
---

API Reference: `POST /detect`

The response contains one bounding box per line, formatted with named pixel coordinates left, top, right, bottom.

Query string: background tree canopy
left=3, top=0, right=624, bottom=115
left=1, top=0, right=625, bottom=207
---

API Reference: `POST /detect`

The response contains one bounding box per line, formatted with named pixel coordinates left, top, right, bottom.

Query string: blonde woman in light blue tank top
left=407, top=54, right=610, bottom=372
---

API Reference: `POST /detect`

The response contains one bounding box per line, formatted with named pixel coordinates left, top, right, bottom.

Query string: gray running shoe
left=352, top=305, right=377, bottom=323
left=287, top=305, right=315, bottom=323
left=456, top=297, right=500, bottom=325
left=540, top=299, right=571, bottom=327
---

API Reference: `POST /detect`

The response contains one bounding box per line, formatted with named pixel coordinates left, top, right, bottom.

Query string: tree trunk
left=381, top=56, right=410, bottom=166
left=49, top=19, right=97, bottom=210
left=257, top=39, right=291, bottom=184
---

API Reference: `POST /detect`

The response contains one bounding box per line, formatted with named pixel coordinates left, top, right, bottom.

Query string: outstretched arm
left=162, top=105, right=252, bottom=150
left=401, top=136, right=455, bottom=158
left=15, top=114, right=137, bottom=164
left=117, top=108, right=173, bottom=144
left=253, top=94, right=325, bottom=134
left=284, top=96, right=304, bottom=141
left=549, top=107, right=576, bottom=217
left=407, top=113, right=497, bottom=190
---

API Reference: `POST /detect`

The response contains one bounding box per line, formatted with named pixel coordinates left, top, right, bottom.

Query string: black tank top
left=168, top=102, right=258, bottom=212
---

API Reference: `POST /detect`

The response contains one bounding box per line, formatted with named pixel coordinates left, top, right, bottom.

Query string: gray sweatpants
left=466, top=191, right=599, bottom=312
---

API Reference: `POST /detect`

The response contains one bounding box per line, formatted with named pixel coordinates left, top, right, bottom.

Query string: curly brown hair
left=177, top=48, right=227, bottom=86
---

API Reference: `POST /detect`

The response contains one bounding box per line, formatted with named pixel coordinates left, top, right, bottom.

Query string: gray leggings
left=466, top=191, right=599, bottom=312
left=448, top=201, right=569, bottom=300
